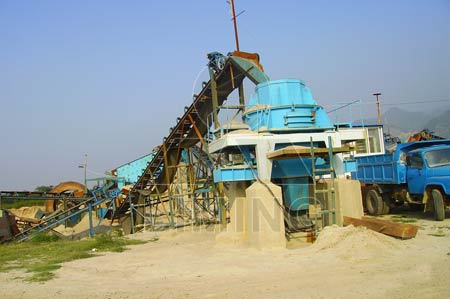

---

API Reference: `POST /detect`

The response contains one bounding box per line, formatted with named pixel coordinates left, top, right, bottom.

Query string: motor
left=207, top=52, right=226, bottom=73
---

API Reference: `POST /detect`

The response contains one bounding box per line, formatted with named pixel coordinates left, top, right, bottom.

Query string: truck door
left=406, top=153, right=426, bottom=195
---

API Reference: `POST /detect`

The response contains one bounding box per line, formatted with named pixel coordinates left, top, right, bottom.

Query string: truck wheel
left=431, top=189, right=445, bottom=221
left=366, top=189, right=383, bottom=215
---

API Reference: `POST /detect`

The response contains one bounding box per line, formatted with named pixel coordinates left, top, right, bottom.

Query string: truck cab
left=406, top=146, right=450, bottom=196
left=404, top=146, right=450, bottom=220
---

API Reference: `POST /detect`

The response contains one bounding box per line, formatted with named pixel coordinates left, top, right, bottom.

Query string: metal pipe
left=88, top=202, right=94, bottom=237
left=209, top=68, right=220, bottom=130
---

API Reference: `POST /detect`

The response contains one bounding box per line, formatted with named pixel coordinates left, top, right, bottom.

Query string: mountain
left=381, top=107, right=429, bottom=132
left=423, top=109, right=450, bottom=138
left=360, top=107, right=430, bottom=137
left=356, top=107, right=449, bottom=140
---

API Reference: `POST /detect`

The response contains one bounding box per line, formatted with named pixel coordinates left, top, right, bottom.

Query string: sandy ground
left=52, top=213, right=114, bottom=240
left=1, top=210, right=449, bottom=299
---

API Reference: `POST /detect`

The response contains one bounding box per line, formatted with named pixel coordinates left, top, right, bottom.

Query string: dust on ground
left=1, top=210, right=449, bottom=299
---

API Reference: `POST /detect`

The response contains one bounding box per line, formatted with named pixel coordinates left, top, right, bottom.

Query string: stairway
left=310, top=136, right=337, bottom=233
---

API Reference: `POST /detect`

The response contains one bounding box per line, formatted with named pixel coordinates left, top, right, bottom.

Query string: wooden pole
left=373, top=93, right=382, bottom=124
left=230, top=0, right=240, bottom=52
left=344, top=216, right=418, bottom=239
left=162, top=142, right=175, bottom=227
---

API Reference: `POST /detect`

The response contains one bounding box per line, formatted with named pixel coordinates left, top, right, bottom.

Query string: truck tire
left=431, top=189, right=445, bottom=221
left=381, top=194, right=391, bottom=215
left=366, top=189, right=383, bottom=216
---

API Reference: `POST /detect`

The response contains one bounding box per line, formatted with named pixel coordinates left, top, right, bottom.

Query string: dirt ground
left=1, top=209, right=449, bottom=299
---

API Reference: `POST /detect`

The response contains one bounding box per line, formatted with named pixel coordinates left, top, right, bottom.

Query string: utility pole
left=230, top=0, right=240, bottom=51
left=373, top=93, right=382, bottom=124
left=78, top=154, right=88, bottom=193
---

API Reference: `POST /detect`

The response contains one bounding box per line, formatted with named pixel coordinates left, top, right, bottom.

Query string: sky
left=1, top=0, right=449, bottom=190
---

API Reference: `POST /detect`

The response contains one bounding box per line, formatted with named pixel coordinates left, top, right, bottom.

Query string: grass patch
left=428, top=228, right=447, bottom=237
left=31, top=232, right=61, bottom=243
left=0, top=199, right=45, bottom=209
left=390, top=215, right=418, bottom=223
left=0, top=230, right=149, bottom=282
left=428, top=233, right=446, bottom=237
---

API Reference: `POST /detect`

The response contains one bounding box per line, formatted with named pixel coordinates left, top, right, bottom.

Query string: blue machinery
left=0, top=51, right=361, bottom=240
left=207, top=77, right=354, bottom=231
left=115, top=51, right=357, bottom=234
left=113, top=153, right=156, bottom=190
left=112, top=51, right=272, bottom=231
left=243, top=79, right=334, bottom=132
left=245, top=79, right=335, bottom=215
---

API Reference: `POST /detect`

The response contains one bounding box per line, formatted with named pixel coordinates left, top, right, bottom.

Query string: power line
left=382, top=99, right=450, bottom=106
left=323, top=98, right=450, bottom=107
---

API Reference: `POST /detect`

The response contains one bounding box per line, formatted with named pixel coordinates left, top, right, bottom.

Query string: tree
left=34, top=185, right=54, bottom=192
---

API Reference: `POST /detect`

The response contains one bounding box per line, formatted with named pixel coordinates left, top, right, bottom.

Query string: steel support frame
left=130, top=146, right=218, bottom=230
left=122, top=53, right=270, bottom=233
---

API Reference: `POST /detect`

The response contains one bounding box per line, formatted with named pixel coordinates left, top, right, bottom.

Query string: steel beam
left=209, top=68, right=220, bottom=130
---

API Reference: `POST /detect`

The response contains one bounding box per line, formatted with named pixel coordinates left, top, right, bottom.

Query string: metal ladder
left=310, top=136, right=336, bottom=235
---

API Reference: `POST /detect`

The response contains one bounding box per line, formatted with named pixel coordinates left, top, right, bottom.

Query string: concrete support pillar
left=244, top=181, right=286, bottom=248
left=217, top=181, right=286, bottom=249
left=227, top=181, right=247, bottom=234
left=255, top=137, right=274, bottom=181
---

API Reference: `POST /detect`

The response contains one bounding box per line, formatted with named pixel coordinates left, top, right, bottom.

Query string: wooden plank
left=343, top=216, right=418, bottom=239
left=288, top=231, right=316, bottom=243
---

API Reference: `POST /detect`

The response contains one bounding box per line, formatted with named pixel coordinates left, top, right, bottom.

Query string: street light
left=78, top=154, right=88, bottom=193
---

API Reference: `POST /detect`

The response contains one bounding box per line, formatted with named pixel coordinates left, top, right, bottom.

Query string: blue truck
left=352, top=140, right=450, bottom=221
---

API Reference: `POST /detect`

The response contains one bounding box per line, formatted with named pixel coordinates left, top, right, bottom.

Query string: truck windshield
left=424, top=148, right=450, bottom=168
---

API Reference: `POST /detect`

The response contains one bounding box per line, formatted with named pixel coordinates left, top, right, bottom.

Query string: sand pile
left=9, top=206, right=44, bottom=220
left=310, top=225, right=400, bottom=260
left=53, top=213, right=112, bottom=240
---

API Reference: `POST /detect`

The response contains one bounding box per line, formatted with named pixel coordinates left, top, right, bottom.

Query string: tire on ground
left=366, top=189, right=384, bottom=216
left=431, top=189, right=445, bottom=221
left=381, top=194, right=391, bottom=215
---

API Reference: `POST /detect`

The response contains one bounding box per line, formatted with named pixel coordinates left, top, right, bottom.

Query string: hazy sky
left=1, top=0, right=449, bottom=190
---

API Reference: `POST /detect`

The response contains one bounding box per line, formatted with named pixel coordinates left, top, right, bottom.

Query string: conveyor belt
left=13, top=186, right=120, bottom=242
left=130, top=52, right=269, bottom=199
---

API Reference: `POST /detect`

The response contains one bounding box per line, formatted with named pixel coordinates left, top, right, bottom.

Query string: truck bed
left=352, top=154, right=405, bottom=185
